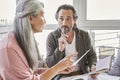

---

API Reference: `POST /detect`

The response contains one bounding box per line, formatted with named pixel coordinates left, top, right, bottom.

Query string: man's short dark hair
left=55, top=4, right=78, bottom=20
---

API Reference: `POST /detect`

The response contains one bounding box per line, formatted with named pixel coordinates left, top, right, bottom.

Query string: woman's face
left=30, top=10, right=46, bottom=33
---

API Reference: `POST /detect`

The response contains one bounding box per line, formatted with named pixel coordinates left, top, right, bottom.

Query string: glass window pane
left=35, top=30, right=54, bottom=58
left=40, top=0, right=73, bottom=24
left=87, top=0, right=120, bottom=20
left=91, top=30, right=120, bottom=60
left=0, top=0, right=16, bottom=24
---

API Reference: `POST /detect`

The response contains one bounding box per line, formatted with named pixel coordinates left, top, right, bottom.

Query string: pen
left=72, top=49, right=91, bottom=66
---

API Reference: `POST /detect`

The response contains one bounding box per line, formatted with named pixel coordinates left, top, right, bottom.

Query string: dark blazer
left=46, top=26, right=97, bottom=74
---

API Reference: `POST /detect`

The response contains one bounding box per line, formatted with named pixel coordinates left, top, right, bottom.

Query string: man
left=46, top=4, right=97, bottom=79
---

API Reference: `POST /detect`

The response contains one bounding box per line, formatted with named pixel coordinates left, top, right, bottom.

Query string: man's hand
left=89, top=65, right=99, bottom=79
left=90, top=64, right=96, bottom=72
left=58, top=34, right=68, bottom=51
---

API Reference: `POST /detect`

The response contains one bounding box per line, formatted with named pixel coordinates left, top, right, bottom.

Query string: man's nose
left=43, top=17, right=46, bottom=24
left=44, top=19, right=46, bottom=24
left=62, top=19, right=68, bottom=25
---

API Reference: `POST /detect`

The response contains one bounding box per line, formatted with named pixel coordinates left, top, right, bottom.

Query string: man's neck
left=67, top=30, right=74, bottom=44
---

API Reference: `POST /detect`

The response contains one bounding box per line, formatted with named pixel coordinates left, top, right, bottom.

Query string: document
left=89, top=55, right=113, bottom=74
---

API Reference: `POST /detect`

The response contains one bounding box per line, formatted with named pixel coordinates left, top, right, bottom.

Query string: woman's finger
left=66, top=52, right=78, bottom=59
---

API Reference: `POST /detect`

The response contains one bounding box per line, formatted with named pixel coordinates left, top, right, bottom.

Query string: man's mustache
left=61, top=25, right=70, bottom=35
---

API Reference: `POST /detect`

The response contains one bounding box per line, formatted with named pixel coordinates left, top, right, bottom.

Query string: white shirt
left=65, top=31, right=80, bottom=72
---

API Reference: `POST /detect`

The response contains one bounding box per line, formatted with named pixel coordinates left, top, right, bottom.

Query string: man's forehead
left=59, top=9, right=73, bottom=14
left=59, top=16, right=72, bottom=18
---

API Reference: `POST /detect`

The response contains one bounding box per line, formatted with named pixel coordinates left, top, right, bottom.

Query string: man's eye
left=59, top=18, right=63, bottom=21
left=66, top=18, right=70, bottom=21
left=66, top=18, right=71, bottom=21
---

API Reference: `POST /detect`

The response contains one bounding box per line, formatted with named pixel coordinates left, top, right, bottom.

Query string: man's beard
left=60, top=25, right=72, bottom=35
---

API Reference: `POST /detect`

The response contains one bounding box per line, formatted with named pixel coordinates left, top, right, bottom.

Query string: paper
left=97, top=56, right=112, bottom=71
left=72, top=49, right=90, bottom=66
left=89, top=55, right=112, bottom=74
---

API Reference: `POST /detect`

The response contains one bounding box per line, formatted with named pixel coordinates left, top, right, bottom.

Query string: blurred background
left=0, top=0, right=120, bottom=61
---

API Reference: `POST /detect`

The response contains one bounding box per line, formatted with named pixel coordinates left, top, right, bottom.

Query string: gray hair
left=13, top=0, right=44, bottom=69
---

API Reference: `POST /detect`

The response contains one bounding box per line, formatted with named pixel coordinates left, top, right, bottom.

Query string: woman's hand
left=34, top=68, right=49, bottom=75
left=59, top=66, right=75, bottom=74
left=39, top=53, right=77, bottom=80
left=56, top=52, right=77, bottom=73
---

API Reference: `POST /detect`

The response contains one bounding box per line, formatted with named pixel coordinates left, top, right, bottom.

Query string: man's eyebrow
left=60, top=16, right=63, bottom=17
left=67, top=16, right=72, bottom=18
left=60, top=16, right=71, bottom=18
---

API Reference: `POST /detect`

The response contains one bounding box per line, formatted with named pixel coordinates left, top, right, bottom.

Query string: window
left=35, top=0, right=73, bottom=58
left=0, top=0, right=16, bottom=24
left=87, top=0, right=120, bottom=20
left=93, top=30, right=120, bottom=60
left=73, top=0, right=120, bottom=30
left=40, top=0, right=73, bottom=24
left=73, top=0, right=120, bottom=59
left=35, top=30, right=54, bottom=59
left=0, top=0, right=73, bottom=58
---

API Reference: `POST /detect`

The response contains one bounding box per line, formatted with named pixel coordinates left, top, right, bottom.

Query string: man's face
left=57, top=9, right=75, bottom=33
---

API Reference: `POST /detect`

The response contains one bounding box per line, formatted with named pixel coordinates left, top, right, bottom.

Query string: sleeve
left=0, top=75, right=3, bottom=80
left=108, top=50, right=120, bottom=76
left=46, top=33, right=65, bottom=67
left=1, top=48, right=41, bottom=80
left=84, top=31, right=97, bottom=67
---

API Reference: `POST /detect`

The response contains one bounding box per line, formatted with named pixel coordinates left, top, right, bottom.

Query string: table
left=60, top=73, right=120, bottom=80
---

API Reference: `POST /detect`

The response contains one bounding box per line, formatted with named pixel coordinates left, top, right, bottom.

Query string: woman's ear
left=28, top=16, right=34, bottom=24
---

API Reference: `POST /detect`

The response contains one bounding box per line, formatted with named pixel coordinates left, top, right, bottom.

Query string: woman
left=0, top=0, right=76, bottom=80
